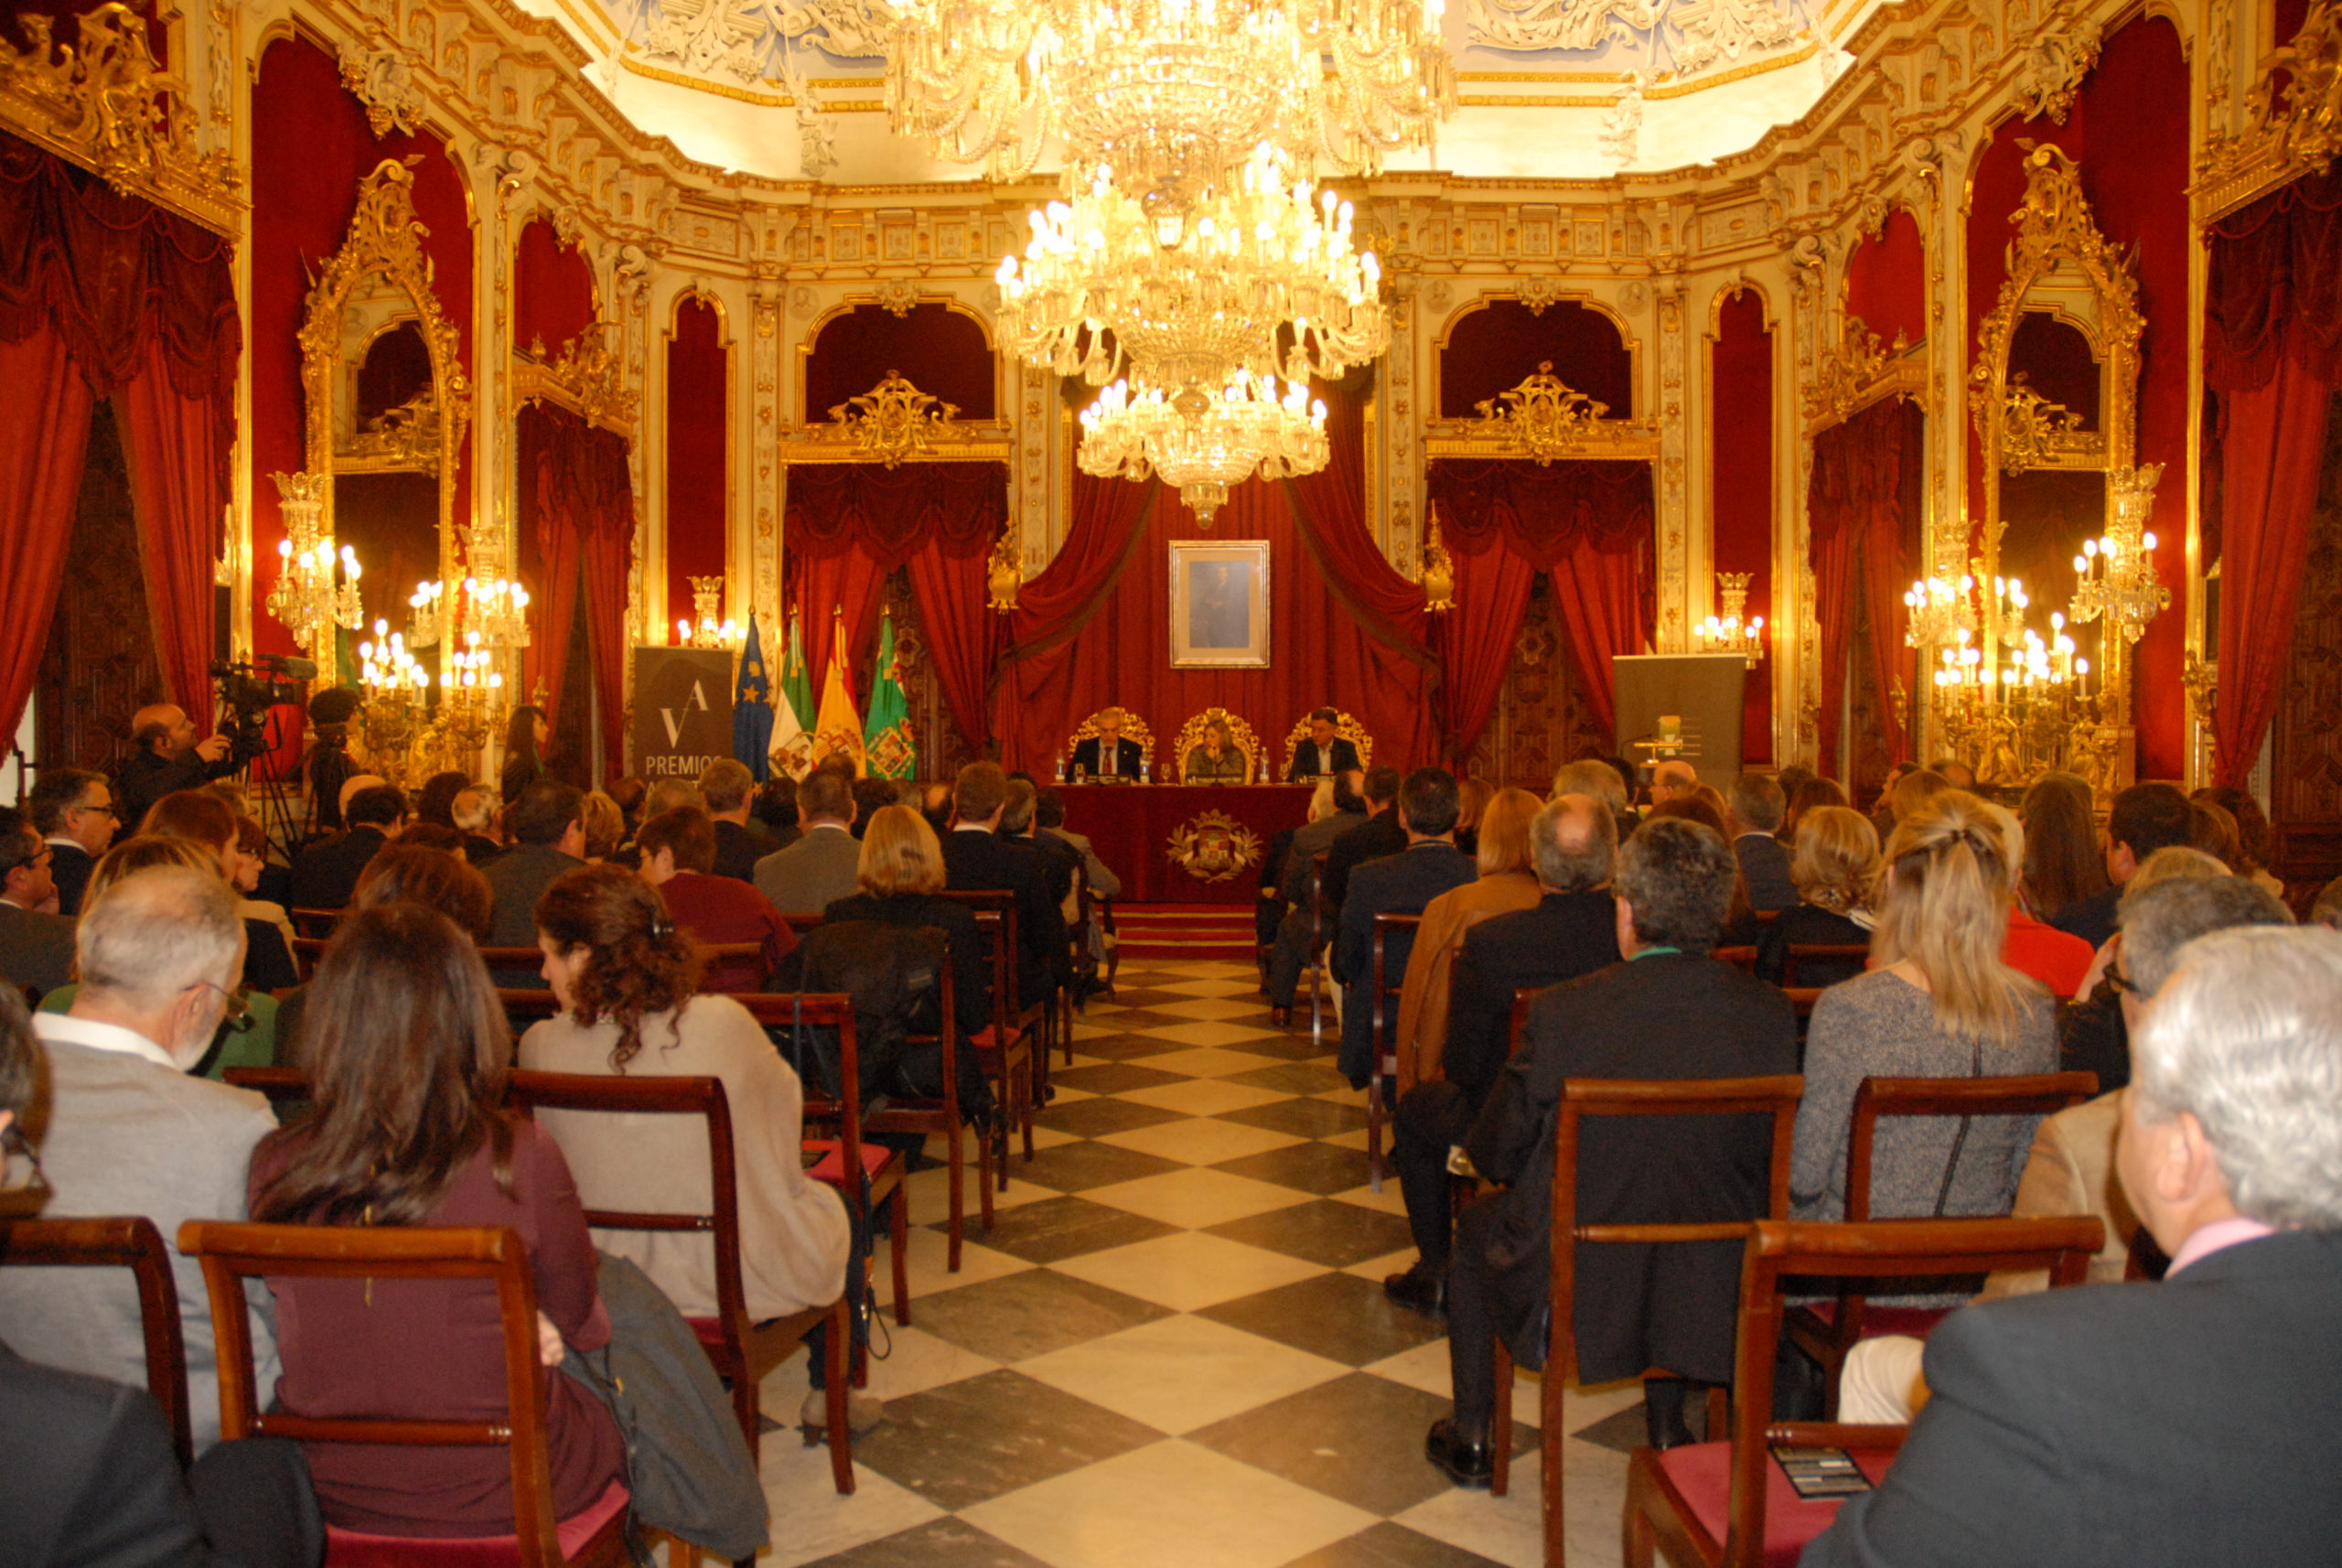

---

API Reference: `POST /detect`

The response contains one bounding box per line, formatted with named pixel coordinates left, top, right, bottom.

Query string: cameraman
left=305, top=688, right=366, bottom=834
left=114, top=703, right=237, bottom=829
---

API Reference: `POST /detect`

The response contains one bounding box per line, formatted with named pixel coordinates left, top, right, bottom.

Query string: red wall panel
left=665, top=295, right=728, bottom=628
left=1438, top=299, right=1634, bottom=418
left=804, top=303, right=996, bottom=421
left=514, top=217, right=596, bottom=357
left=1844, top=208, right=1928, bottom=348
left=1712, top=289, right=1776, bottom=765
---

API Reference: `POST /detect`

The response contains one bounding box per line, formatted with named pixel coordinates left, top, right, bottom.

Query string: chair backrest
left=288, top=908, right=343, bottom=940
left=725, top=994, right=873, bottom=1196
left=1780, top=942, right=1871, bottom=987
left=505, top=1070, right=753, bottom=1335
left=1844, top=1072, right=2100, bottom=1223
left=1547, top=1076, right=1806, bottom=1384
left=478, top=946, right=553, bottom=978
left=1174, top=708, right=1262, bottom=779
left=936, top=888, right=1025, bottom=1024
left=498, top=989, right=566, bottom=1031
left=1281, top=710, right=1374, bottom=772
left=693, top=940, right=770, bottom=993
left=1370, top=911, right=1423, bottom=1059
left=0, top=1216, right=192, bottom=1466
left=1712, top=945, right=1758, bottom=973
left=1716, top=1216, right=2104, bottom=1567
left=223, top=1064, right=312, bottom=1112
left=177, top=1219, right=573, bottom=1568
left=779, top=912, right=825, bottom=937
left=290, top=935, right=328, bottom=982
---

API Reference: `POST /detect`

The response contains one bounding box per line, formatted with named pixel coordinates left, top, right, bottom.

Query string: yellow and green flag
left=863, top=611, right=916, bottom=780
left=810, top=607, right=865, bottom=775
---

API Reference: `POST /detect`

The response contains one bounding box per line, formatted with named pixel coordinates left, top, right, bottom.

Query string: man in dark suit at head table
left=1068, top=707, right=1146, bottom=781
left=28, top=767, right=118, bottom=916
left=1800, top=924, right=2342, bottom=1568
left=1287, top=707, right=1364, bottom=783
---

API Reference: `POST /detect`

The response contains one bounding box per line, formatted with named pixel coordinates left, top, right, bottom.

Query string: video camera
left=209, top=654, right=317, bottom=766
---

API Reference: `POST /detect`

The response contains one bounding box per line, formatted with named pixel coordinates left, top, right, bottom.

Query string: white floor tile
left=1048, top=1230, right=1327, bottom=1311
left=1094, top=1117, right=1305, bottom=1166
left=1080, top=1166, right=1311, bottom=1228
left=1016, top=1315, right=1348, bottom=1434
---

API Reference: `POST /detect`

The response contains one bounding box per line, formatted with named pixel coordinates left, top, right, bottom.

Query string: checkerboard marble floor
left=752, top=960, right=1649, bottom=1568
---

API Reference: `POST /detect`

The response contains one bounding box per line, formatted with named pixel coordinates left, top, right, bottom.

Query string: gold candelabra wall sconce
left=1694, top=572, right=1765, bottom=666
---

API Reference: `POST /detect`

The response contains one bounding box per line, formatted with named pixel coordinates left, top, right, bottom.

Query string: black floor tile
left=1225, top=1060, right=1357, bottom=1096
left=848, top=1369, right=1162, bottom=1510
left=1569, top=1391, right=1703, bottom=1453
left=1211, top=1139, right=1374, bottom=1196
left=954, top=1194, right=1180, bottom=1263
left=1061, top=1032, right=1191, bottom=1061
left=908, top=1267, right=1174, bottom=1362
left=1187, top=1371, right=1528, bottom=1517
left=1050, top=1060, right=1193, bottom=1095
left=1279, top=1521, right=1512, bottom=1568
left=1216, top=1096, right=1373, bottom=1139
left=1037, top=1096, right=1191, bottom=1137
left=1206, top=1197, right=1416, bottom=1268
left=1198, top=1271, right=1450, bottom=1366
left=1015, top=1138, right=1190, bottom=1193
left=794, top=1517, right=1058, bottom=1568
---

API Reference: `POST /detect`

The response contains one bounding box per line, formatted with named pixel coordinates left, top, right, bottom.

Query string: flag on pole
left=780, top=608, right=816, bottom=734
left=730, top=612, right=775, bottom=782
left=810, top=607, right=865, bottom=775
left=863, top=611, right=916, bottom=779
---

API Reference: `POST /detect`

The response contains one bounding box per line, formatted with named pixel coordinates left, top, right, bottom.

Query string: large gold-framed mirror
left=295, top=156, right=472, bottom=675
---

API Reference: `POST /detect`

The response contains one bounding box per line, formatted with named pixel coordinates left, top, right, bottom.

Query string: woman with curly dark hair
left=519, top=864, right=859, bottom=1430
left=247, top=903, right=624, bottom=1536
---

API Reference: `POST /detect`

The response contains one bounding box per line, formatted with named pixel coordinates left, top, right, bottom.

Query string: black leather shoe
left=1383, top=1265, right=1446, bottom=1316
left=1269, top=1005, right=1293, bottom=1027
left=1424, top=1419, right=1494, bottom=1488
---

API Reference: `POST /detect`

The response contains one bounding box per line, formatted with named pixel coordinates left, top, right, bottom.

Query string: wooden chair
left=1780, top=943, right=1870, bottom=988
left=693, top=940, right=772, bottom=994
left=1280, top=709, right=1375, bottom=775
left=730, top=992, right=913, bottom=1350
left=177, top=1219, right=635, bottom=1568
left=499, top=989, right=566, bottom=1032
left=779, top=912, right=827, bottom=937
left=1711, top=946, right=1758, bottom=974
left=1446, top=984, right=1547, bottom=1213
left=288, top=907, right=343, bottom=940
left=0, top=1216, right=192, bottom=1466
left=478, top=946, right=554, bottom=981
left=935, top=890, right=1040, bottom=1175
left=503, top=1069, right=855, bottom=1491
left=1624, top=1215, right=2104, bottom=1568
left=290, top=936, right=329, bottom=982
left=1489, top=1075, right=1807, bottom=1563
left=224, top=1064, right=313, bottom=1116
left=1366, top=911, right=1423, bottom=1187
left=861, top=940, right=992, bottom=1270
left=1786, top=1070, right=2099, bottom=1412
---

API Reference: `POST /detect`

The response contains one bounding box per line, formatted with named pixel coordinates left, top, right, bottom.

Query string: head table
left=1057, top=784, right=1316, bottom=906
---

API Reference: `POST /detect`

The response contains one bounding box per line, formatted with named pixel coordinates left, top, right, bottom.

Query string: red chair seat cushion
left=1654, top=1444, right=1896, bottom=1568
left=683, top=1314, right=725, bottom=1349
left=1802, top=1301, right=1953, bottom=1339
left=805, top=1140, right=893, bottom=1186
left=969, top=1024, right=1022, bottom=1050
left=324, top=1478, right=629, bottom=1566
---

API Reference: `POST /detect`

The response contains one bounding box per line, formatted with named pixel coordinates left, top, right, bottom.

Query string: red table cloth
left=1058, top=784, right=1316, bottom=905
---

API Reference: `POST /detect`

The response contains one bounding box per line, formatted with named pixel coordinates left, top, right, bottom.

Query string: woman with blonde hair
left=1454, top=777, right=1496, bottom=860
left=577, top=790, right=626, bottom=863
left=1791, top=790, right=2056, bottom=1233
left=823, top=804, right=991, bottom=1041
left=1392, top=788, right=1545, bottom=1090
left=1755, top=805, right=1876, bottom=986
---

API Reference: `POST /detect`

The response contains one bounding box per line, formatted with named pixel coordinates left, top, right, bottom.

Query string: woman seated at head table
left=1182, top=719, right=1250, bottom=784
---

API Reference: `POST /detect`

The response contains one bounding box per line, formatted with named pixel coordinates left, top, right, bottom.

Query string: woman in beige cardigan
left=518, top=864, right=857, bottom=1425
left=1391, top=788, right=1544, bottom=1093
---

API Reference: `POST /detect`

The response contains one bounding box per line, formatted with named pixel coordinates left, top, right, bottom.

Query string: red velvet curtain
left=2205, top=170, right=2342, bottom=786
left=1424, top=458, right=1656, bottom=747
left=520, top=403, right=635, bottom=780
left=0, top=130, right=237, bottom=736
left=1808, top=396, right=1924, bottom=778
left=781, top=461, right=1007, bottom=743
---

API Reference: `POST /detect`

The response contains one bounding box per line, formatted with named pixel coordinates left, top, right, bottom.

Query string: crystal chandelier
left=465, top=576, right=532, bottom=650
left=1693, top=573, right=1766, bottom=667
left=996, top=149, right=1388, bottom=392
left=886, top=0, right=1454, bottom=194
left=2068, top=465, right=2170, bottom=654
left=1079, top=371, right=1328, bottom=523
left=266, top=470, right=363, bottom=654
left=676, top=575, right=744, bottom=649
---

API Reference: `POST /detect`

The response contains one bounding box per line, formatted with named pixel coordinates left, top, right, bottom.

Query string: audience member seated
left=229, top=813, right=297, bottom=957
left=1647, top=757, right=1698, bottom=808
left=451, top=784, right=503, bottom=865
left=1727, top=773, right=1797, bottom=912
left=1001, top=779, right=1080, bottom=921
left=1928, top=756, right=1979, bottom=790
left=0, top=985, right=325, bottom=1568
left=577, top=790, right=626, bottom=864
left=697, top=759, right=764, bottom=882
left=0, top=807, right=76, bottom=999
left=0, top=865, right=278, bottom=1452
left=1791, top=791, right=2056, bottom=1240
left=1754, top=804, right=1878, bottom=986
left=1841, top=871, right=2299, bottom=1426
left=1334, top=769, right=1476, bottom=1087
left=940, top=763, right=1070, bottom=1012
left=1069, top=707, right=1144, bottom=781
left=2187, top=796, right=2243, bottom=870
left=2193, top=783, right=2285, bottom=898
left=278, top=844, right=496, bottom=1069
left=1384, top=794, right=1621, bottom=1317
left=413, top=768, right=467, bottom=831
left=755, top=767, right=863, bottom=914
left=1263, top=771, right=1366, bottom=1006
left=1037, top=788, right=1122, bottom=943
left=114, top=703, right=237, bottom=830
left=825, top=805, right=993, bottom=1055
left=634, top=807, right=796, bottom=992
left=1425, top=817, right=1799, bottom=1482
left=287, top=783, right=406, bottom=912
left=1552, top=757, right=1633, bottom=840
left=248, top=903, right=625, bottom=1536
left=752, top=775, right=801, bottom=852
left=2312, top=875, right=2342, bottom=929
left=1873, top=766, right=1952, bottom=847
left=1183, top=718, right=1249, bottom=783
left=2049, top=779, right=2193, bottom=947
left=141, top=792, right=300, bottom=993
left=1391, top=787, right=1544, bottom=1099
left=521, top=865, right=857, bottom=1430
left=1266, top=766, right=1403, bottom=1026
left=1988, top=802, right=2097, bottom=995
left=607, top=775, right=648, bottom=833
left=2014, top=771, right=2107, bottom=926
left=1781, top=773, right=1849, bottom=843
left=1804, top=925, right=2342, bottom=1567
left=484, top=781, right=587, bottom=950
left=1322, top=763, right=1409, bottom=913
left=1287, top=706, right=1361, bottom=782
left=850, top=777, right=899, bottom=839
left=28, top=767, right=116, bottom=916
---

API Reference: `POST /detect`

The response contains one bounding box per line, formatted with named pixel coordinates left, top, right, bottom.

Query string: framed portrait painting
left=1169, top=541, right=1270, bottom=668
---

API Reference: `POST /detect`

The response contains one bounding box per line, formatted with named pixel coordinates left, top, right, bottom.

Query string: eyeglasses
left=71, top=801, right=119, bottom=821
left=2105, top=965, right=2137, bottom=996
left=183, top=980, right=255, bottom=1033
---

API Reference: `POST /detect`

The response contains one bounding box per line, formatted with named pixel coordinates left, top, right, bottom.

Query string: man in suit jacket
left=482, top=780, right=586, bottom=960
left=0, top=810, right=77, bottom=999
left=940, top=762, right=1070, bottom=1011
left=1426, top=818, right=1798, bottom=1485
left=697, top=758, right=765, bottom=883
left=1287, top=707, right=1363, bottom=782
left=1068, top=708, right=1146, bottom=781
left=1321, top=765, right=1408, bottom=911
left=1804, top=925, right=2342, bottom=1567
left=1264, top=769, right=1380, bottom=1019
left=2048, top=781, right=2193, bottom=948
left=0, top=868, right=280, bottom=1455
left=1384, top=795, right=1623, bottom=1315
left=755, top=767, right=863, bottom=913
left=1334, top=768, right=1477, bottom=1086
left=1727, top=772, right=1798, bottom=913
left=29, top=768, right=117, bottom=917
left=285, top=783, right=405, bottom=911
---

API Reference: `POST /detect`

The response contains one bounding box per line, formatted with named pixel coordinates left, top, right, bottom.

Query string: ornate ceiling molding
left=2196, top=0, right=2342, bottom=221
left=513, top=331, right=639, bottom=436
left=1802, top=317, right=1926, bottom=433
left=1424, top=360, right=1662, bottom=462
left=781, top=371, right=1013, bottom=464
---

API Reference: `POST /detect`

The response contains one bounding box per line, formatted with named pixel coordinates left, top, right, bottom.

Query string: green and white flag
left=862, top=612, right=917, bottom=780
left=769, top=608, right=817, bottom=779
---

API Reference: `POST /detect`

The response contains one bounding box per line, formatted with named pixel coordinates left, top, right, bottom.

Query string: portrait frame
left=1168, top=540, right=1271, bottom=669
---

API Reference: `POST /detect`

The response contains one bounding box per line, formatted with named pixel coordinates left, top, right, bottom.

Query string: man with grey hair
left=1649, top=757, right=1698, bottom=807
left=1808, top=925, right=2342, bottom=1566
left=754, top=765, right=861, bottom=914
left=0, top=866, right=278, bottom=1454
left=1726, top=772, right=1795, bottom=912
left=696, top=757, right=763, bottom=883
left=1552, top=757, right=1632, bottom=835
left=1383, top=795, right=1622, bottom=1316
